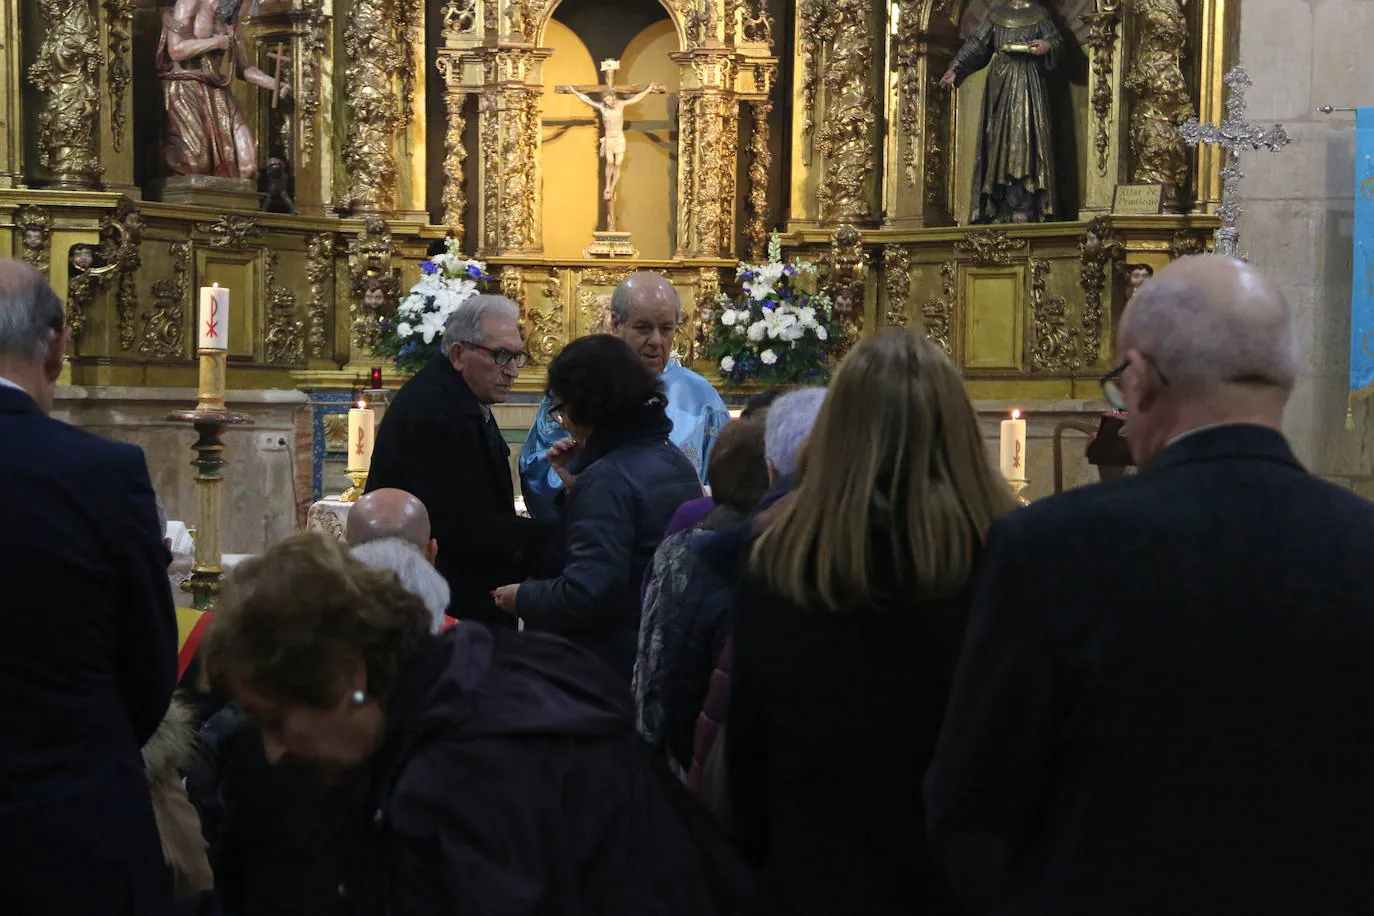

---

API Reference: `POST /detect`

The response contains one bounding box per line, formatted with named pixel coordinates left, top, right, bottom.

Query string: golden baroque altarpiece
left=0, top=0, right=1233, bottom=400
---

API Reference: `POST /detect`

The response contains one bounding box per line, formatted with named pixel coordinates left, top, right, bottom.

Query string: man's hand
left=277, top=82, right=293, bottom=103
left=1029, top=39, right=1051, bottom=56
left=492, top=584, right=520, bottom=614
left=548, top=438, right=580, bottom=488
left=211, top=33, right=233, bottom=51
left=939, top=69, right=957, bottom=90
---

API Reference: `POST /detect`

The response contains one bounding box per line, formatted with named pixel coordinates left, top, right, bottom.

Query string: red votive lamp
left=369, top=367, right=383, bottom=389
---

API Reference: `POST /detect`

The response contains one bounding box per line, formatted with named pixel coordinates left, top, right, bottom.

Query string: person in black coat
left=726, top=330, right=1016, bottom=916
left=366, top=294, right=556, bottom=627
left=0, top=259, right=177, bottom=915
left=926, top=256, right=1374, bottom=915
left=200, top=534, right=755, bottom=916
left=494, top=334, right=703, bottom=679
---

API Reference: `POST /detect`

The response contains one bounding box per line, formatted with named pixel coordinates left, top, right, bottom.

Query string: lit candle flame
left=1011, top=408, right=1022, bottom=420
left=357, top=399, right=367, bottom=410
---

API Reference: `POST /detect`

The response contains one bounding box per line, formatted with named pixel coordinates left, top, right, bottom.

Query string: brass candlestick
left=340, top=469, right=369, bottom=503
left=1008, top=478, right=1030, bottom=506
left=166, top=348, right=253, bottom=610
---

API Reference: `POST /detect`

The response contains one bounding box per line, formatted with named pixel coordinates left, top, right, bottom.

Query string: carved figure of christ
left=558, top=59, right=664, bottom=232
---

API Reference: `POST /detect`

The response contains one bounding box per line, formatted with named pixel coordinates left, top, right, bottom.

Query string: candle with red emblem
left=347, top=398, right=376, bottom=473
left=999, top=409, right=1027, bottom=481
left=198, top=282, right=229, bottom=350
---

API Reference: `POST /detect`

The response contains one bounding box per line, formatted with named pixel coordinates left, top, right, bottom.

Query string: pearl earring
left=350, top=689, right=366, bottom=707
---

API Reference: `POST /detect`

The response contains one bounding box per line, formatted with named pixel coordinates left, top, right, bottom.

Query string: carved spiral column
left=29, top=0, right=103, bottom=189
left=343, top=0, right=402, bottom=214
left=474, top=49, right=544, bottom=256
left=1125, top=0, right=1193, bottom=209
left=437, top=57, right=469, bottom=244
left=675, top=49, right=741, bottom=259
left=745, top=101, right=772, bottom=261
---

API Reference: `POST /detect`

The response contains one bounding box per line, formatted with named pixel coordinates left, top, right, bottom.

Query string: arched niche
left=915, top=0, right=1110, bottom=225
left=541, top=20, right=601, bottom=257
left=533, top=0, right=687, bottom=52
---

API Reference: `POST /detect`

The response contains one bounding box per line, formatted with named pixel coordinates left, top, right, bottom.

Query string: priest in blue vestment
left=520, top=272, right=729, bottom=520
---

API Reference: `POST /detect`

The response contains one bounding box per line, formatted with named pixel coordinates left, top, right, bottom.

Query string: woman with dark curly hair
left=201, top=534, right=752, bottom=915
left=493, top=334, right=702, bottom=678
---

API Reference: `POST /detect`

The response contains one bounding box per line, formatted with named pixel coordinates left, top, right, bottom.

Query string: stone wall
left=53, top=387, right=309, bottom=556
left=1239, top=0, right=1374, bottom=491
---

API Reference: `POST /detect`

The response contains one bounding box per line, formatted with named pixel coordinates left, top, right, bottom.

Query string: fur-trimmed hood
left=141, top=696, right=197, bottom=788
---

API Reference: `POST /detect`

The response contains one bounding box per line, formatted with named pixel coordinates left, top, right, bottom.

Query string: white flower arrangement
left=375, top=239, right=493, bottom=373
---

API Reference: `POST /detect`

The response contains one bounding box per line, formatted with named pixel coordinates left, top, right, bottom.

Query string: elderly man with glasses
left=367, top=294, right=556, bottom=627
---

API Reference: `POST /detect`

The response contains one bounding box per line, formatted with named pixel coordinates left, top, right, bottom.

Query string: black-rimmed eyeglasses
left=464, top=341, right=531, bottom=369
left=1099, top=354, right=1169, bottom=411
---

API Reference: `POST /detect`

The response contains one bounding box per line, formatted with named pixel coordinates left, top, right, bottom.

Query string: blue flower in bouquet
left=466, top=264, right=487, bottom=280
left=420, top=260, right=439, bottom=275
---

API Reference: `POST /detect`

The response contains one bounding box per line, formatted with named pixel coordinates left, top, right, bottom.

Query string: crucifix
left=557, top=59, right=664, bottom=235
left=266, top=43, right=290, bottom=109
left=1178, top=66, right=1291, bottom=259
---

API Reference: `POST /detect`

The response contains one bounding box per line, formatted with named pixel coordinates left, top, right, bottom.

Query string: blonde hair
left=750, top=330, right=1015, bottom=611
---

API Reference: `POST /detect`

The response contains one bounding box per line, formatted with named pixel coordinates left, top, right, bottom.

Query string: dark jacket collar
left=422, top=354, right=485, bottom=418
left=1145, top=423, right=1303, bottom=475
left=569, top=397, right=674, bottom=474
left=0, top=383, right=40, bottom=415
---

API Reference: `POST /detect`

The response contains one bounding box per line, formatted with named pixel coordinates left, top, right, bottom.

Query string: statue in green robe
left=941, top=0, right=1063, bottom=224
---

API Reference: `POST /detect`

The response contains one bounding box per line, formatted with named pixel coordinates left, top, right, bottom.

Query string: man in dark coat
left=0, top=259, right=177, bottom=915
left=926, top=256, right=1374, bottom=914
left=366, top=294, right=555, bottom=627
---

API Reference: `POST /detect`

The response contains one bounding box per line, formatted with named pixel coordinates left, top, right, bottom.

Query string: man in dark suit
left=366, top=294, right=554, bottom=627
left=0, top=259, right=177, bottom=914
left=926, top=255, right=1374, bottom=915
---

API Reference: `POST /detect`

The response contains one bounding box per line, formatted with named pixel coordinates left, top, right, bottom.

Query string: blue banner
left=1351, top=108, right=1374, bottom=398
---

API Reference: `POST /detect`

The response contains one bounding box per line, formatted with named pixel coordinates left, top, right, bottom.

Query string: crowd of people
left=6, top=250, right=1374, bottom=916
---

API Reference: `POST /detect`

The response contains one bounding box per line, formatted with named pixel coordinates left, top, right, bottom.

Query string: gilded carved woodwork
left=15, top=206, right=53, bottom=278
left=442, top=0, right=478, bottom=38
left=922, top=261, right=955, bottom=355
left=480, top=91, right=500, bottom=252
left=397, top=0, right=421, bottom=110
left=29, top=0, right=102, bottom=188
left=296, top=0, right=328, bottom=166
left=437, top=60, right=468, bottom=242
left=1171, top=228, right=1209, bottom=258
left=798, top=0, right=826, bottom=160
left=264, top=250, right=305, bottom=365
left=343, top=0, right=403, bottom=213
left=501, top=265, right=525, bottom=306
left=305, top=232, right=334, bottom=359
left=882, top=244, right=910, bottom=328
left=892, top=0, right=921, bottom=189
left=718, top=98, right=741, bottom=255
left=923, top=67, right=951, bottom=211
left=741, top=1, right=774, bottom=43
left=677, top=95, right=697, bottom=257
left=814, top=0, right=876, bottom=223
left=1078, top=216, right=1123, bottom=367
left=695, top=266, right=721, bottom=362
left=1125, top=0, right=1192, bottom=205
left=197, top=215, right=263, bottom=249
left=825, top=224, right=866, bottom=339
left=1083, top=2, right=1121, bottom=176
left=1029, top=257, right=1078, bottom=373
left=745, top=102, right=772, bottom=261
left=101, top=198, right=143, bottom=351
left=497, top=88, right=541, bottom=252
left=140, top=241, right=191, bottom=360
left=103, top=0, right=134, bottom=153
left=348, top=217, right=396, bottom=351
left=694, top=95, right=725, bottom=256
left=954, top=229, right=1025, bottom=266
left=526, top=269, right=564, bottom=365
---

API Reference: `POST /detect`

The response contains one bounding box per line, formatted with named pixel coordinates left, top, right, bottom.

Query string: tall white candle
left=347, top=400, right=376, bottom=473
left=999, top=409, right=1027, bottom=481
left=198, top=283, right=229, bottom=350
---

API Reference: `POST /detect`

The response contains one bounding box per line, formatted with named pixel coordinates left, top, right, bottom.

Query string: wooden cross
left=266, top=43, right=289, bottom=110
left=1178, top=66, right=1291, bottom=258
left=555, top=59, right=660, bottom=102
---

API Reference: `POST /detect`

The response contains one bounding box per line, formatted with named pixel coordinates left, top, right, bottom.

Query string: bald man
left=345, top=487, right=437, bottom=562
left=518, top=272, right=728, bottom=520
left=927, top=256, right=1374, bottom=914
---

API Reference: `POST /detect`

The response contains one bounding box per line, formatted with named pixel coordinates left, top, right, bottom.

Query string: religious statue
left=941, top=0, right=1062, bottom=224
left=156, top=0, right=290, bottom=180
left=558, top=60, right=664, bottom=234
left=261, top=157, right=296, bottom=213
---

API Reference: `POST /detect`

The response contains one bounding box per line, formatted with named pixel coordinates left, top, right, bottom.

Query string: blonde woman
left=726, top=330, right=1015, bottom=916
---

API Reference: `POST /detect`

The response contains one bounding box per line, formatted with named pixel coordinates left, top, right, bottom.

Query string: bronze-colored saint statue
left=941, top=0, right=1062, bottom=224
left=156, top=0, right=288, bottom=180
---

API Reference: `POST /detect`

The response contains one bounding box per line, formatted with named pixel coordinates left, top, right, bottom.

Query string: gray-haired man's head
left=440, top=294, right=525, bottom=405
left=0, top=258, right=68, bottom=413
left=610, top=272, right=681, bottom=376
left=351, top=538, right=451, bottom=634
left=1116, top=255, right=1296, bottom=467
left=765, top=387, right=827, bottom=481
